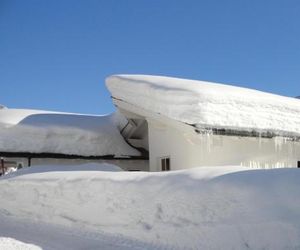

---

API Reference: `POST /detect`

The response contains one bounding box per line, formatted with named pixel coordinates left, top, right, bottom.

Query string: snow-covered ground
left=0, top=215, right=151, bottom=250
left=1, top=163, right=300, bottom=249
left=106, top=75, right=300, bottom=137
left=0, top=108, right=139, bottom=157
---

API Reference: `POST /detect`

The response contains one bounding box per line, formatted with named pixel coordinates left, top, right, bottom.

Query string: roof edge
left=0, top=152, right=148, bottom=160
left=194, top=126, right=300, bottom=141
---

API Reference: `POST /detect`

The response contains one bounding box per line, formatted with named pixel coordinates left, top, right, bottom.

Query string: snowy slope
left=106, top=75, right=300, bottom=137
left=1, top=164, right=300, bottom=249
left=0, top=237, right=41, bottom=250
left=0, top=214, right=155, bottom=250
left=0, top=108, right=140, bottom=157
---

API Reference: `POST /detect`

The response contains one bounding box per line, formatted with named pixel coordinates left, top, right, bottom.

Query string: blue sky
left=0, top=0, right=299, bottom=114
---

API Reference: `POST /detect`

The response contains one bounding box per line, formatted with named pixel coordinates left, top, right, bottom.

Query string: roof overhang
left=0, top=151, right=148, bottom=160
left=113, top=97, right=300, bottom=141
left=112, top=97, right=195, bottom=134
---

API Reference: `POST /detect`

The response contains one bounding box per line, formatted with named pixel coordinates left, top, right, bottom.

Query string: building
left=106, top=74, right=300, bottom=171
left=1, top=75, right=299, bottom=172
left=0, top=108, right=148, bottom=173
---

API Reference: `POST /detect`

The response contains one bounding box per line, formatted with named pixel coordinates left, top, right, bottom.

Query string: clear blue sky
left=0, top=0, right=299, bottom=114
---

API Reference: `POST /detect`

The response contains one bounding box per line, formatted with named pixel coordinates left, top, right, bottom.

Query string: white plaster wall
left=148, top=121, right=194, bottom=171
left=148, top=121, right=300, bottom=171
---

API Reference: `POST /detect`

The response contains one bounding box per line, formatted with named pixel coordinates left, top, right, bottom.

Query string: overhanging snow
left=106, top=75, right=300, bottom=138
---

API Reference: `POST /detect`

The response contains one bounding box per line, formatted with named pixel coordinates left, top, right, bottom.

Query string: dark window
left=161, top=157, right=170, bottom=171
left=298, top=161, right=300, bottom=168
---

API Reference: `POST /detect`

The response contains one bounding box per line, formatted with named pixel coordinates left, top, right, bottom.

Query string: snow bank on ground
left=0, top=108, right=139, bottom=157
left=4, top=163, right=123, bottom=178
left=106, top=75, right=300, bottom=137
left=1, top=165, right=300, bottom=249
left=0, top=237, right=42, bottom=250
left=0, top=214, right=151, bottom=250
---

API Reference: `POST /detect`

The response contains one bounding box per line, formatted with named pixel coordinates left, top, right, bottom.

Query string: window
left=298, top=161, right=300, bottom=168
left=161, top=157, right=170, bottom=171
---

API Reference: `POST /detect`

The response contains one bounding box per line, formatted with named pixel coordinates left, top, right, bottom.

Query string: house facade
left=106, top=74, right=300, bottom=171
left=1, top=75, right=299, bottom=173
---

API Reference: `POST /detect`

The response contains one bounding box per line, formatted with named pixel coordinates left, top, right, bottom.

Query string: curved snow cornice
left=106, top=74, right=300, bottom=138
left=0, top=108, right=140, bottom=157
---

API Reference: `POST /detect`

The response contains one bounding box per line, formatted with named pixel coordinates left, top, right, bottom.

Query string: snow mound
left=0, top=237, right=42, bottom=250
left=1, top=165, right=300, bottom=249
left=0, top=104, right=6, bottom=109
left=0, top=108, right=140, bottom=157
left=4, top=163, right=123, bottom=178
left=106, top=75, right=300, bottom=137
left=0, top=215, right=152, bottom=250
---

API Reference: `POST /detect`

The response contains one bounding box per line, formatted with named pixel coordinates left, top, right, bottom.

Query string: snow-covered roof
left=0, top=108, right=140, bottom=157
left=106, top=75, right=300, bottom=138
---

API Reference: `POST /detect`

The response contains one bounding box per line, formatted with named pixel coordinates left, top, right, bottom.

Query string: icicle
left=274, top=136, right=284, bottom=152
left=258, top=131, right=262, bottom=149
left=206, top=131, right=211, bottom=153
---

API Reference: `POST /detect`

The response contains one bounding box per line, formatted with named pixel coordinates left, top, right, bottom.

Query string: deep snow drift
left=1, top=164, right=300, bottom=249
left=0, top=108, right=139, bottom=157
left=0, top=236, right=41, bottom=250
left=0, top=206, right=151, bottom=250
left=106, top=75, right=300, bottom=137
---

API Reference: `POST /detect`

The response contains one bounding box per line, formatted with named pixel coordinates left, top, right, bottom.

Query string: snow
left=0, top=237, right=41, bottom=250
left=3, top=163, right=123, bottom=178
left=106, top=75, right=300, bottom=137
left=0, top=215, right=150, bottom=250
left=0, top=108, right=140, bottom=157
left=1, top=164, right=300, bottom=249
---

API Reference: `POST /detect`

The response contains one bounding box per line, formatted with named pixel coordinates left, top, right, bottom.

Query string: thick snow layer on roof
left=0, top=108, right=140, bottom=157
left=106, top=75, right=300, bottom=137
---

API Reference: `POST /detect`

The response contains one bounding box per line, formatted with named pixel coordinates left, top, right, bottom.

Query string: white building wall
left=148, top=121, right=300, bottom=171
left=148, top=121, right=194, bottom=171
